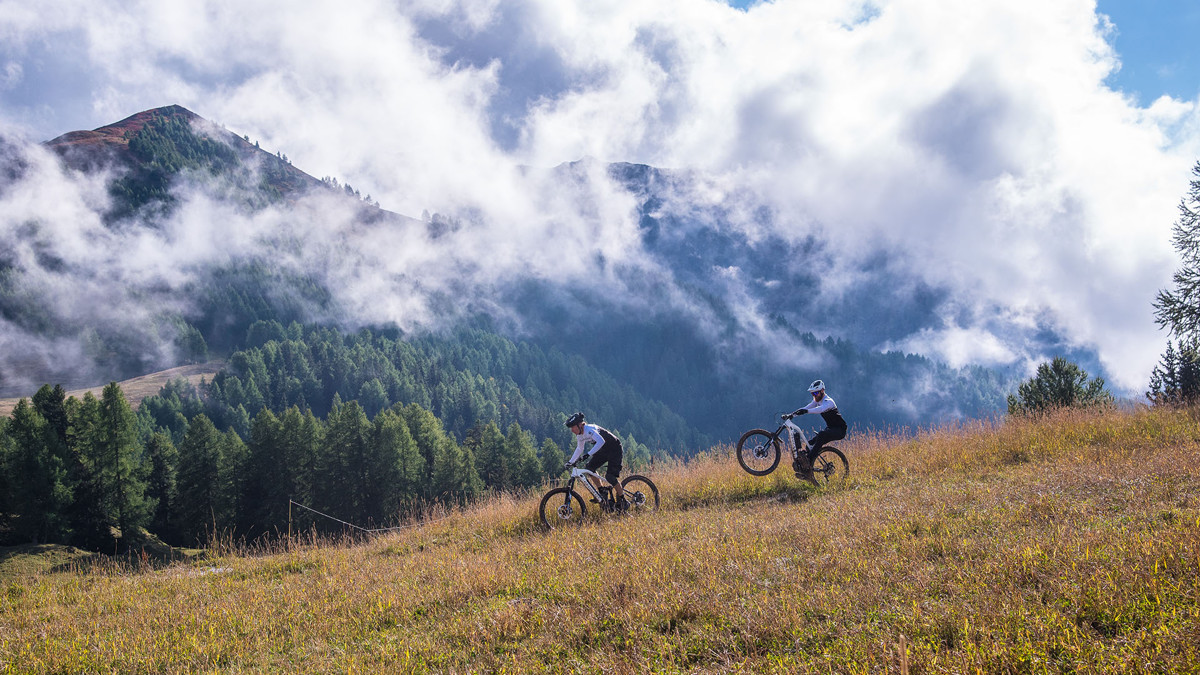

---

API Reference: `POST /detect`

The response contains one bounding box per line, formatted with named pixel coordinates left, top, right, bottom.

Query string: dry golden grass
left=0, top=362, right=224, bottom=418
left=2, top=405, right=1199, bottom=673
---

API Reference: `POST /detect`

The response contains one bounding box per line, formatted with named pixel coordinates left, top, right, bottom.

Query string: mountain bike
left=736, top=415, right=849, bottom=487
left=539, top=458, right=660, bottom=530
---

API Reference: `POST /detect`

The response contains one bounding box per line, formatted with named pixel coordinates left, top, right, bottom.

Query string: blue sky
left=723, top=0, right=1200, bottom=105
left=1097, top=0, right=1200, bottom=104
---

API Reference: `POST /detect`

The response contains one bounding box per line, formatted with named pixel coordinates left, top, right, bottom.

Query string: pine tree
left=96, top=383, right=153, bottom=546
left=216, top=428, right=248, bottom=533
left=1147, top=338, right=1200, bottom=404
left=0, top=418, right=12, bottom=530
left=376, top=403, right=429, bottom=509
left=175, top=414, right=224, bottom=545
left=145, top=432, right=179, bottom=541
left=404, top=403, right=480, bottom=502
left=1007, top=358, right=1113, bottom=415
left=504, top=423, right=541, bottom=489
left=399, top=403, right=446, bottom=492
left=1154, top=162, right=1200, bottom=340
left=430, top=438, right=477, bottom=503
left=315, top=396, right=361, bottom=521
left=64, top=393, right=108, bottom=548
left=469, top=421, right=509, bottom=490
left=358, top=378, right=390, bottom=419
left=243, top=408, right=283, bottom=534
left=1151, top=161, right=1200, bottom=400
left=369, top=410, right=417, bottom=518
left=623, top=432, right=651, bottom=470
left=457, top=435, right=484, bottom=499
left=538, top=439, right=564, bottom=480
left=5, top=399, right=72, bottom=543
left=32, top=385, right=69, bottom=444
left=280, top=407, right=322, bottom=528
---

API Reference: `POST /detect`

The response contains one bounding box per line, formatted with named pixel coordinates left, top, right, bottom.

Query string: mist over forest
left=0, top=106, right=1044, bottom=443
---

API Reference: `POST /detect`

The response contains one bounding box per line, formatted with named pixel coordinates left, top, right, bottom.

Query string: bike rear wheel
left=736, top=429, right=781, bottom=475
left=620, top=475, right=660, bottom=514
left=809, top=447, right=849, bottom=487
left=539, top=487, right=587, bottom=529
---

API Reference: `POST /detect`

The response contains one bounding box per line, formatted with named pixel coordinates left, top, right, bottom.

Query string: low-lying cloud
left=1, top=0, right=1199, bottom=394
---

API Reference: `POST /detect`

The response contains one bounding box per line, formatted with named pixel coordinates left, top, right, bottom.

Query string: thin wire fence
left=288, top=499, right=454, bottom=535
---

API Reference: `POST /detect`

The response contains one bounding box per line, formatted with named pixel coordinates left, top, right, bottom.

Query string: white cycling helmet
left=808, top=379, right=825, bottom=393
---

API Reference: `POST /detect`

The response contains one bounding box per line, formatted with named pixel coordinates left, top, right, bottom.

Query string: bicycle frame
left=566, top=465, right=615, bottom=505
left=775, top=417, right=812, bottom=458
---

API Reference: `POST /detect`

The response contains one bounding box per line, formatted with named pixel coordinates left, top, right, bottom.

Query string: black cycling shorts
left=585, top=441, right=623, bottom=485
left=808, top=426, right=847, bottom=456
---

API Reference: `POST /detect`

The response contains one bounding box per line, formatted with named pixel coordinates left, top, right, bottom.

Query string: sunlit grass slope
left=2, top=406, right=1199, bottom=673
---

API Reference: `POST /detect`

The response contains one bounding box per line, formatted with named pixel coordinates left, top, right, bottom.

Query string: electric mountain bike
left=736, top=415, right=849, bottom=487
left=539, top=458, right=660, bottom=530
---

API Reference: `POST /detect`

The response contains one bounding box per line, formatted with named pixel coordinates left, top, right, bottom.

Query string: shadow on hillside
left=0, top=539, right=204, bottom=576
left=0, top=543, right=95, bottom=576
left=671, top=481, right=814, bottom=511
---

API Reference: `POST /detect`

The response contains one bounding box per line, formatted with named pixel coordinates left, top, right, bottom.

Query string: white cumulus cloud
left=0, top=0, right=1197, bottom=392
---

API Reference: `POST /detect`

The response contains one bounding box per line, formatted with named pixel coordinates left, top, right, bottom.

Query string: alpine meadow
left=4, top=0, right=1200, bottom=672
left=2, top=407, right=1199, bottom=671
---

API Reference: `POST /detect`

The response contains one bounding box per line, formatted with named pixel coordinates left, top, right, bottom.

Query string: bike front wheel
left=736, top=429, right=781, bottom=475
left=620, top=475, right=660, bottom=514
left=539, top=487, right=587, bottom=529
left=809, top=447, right=849, bottom=487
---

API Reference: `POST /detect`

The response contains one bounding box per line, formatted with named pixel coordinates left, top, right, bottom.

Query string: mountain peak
left=39, top=105, right=412, bottom=227
left=45, top=104, right=200, bottom=153
left=42, top=104, right=328, bottom=211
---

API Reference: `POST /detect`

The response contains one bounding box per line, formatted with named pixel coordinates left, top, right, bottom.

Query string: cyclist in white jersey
left=787, top=379, right=848, bottom=476
left=564, top=412, right=627, bottom=509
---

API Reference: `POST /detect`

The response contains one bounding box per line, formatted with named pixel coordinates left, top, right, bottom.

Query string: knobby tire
left=620, top=474, right=660, bottom=514
left=809, top=447, right=849, bottom=487
left=539, top=487, right=586, bottom=530
left=736, top=429, right=781, bottom=475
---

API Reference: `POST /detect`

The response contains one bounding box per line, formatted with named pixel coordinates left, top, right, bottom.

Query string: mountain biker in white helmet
left=785, top=379, right=848, bottom=477
left=564, top=412, right=627, bottom=510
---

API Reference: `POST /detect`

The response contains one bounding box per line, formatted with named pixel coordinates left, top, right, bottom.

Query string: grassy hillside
left=1, top=406, right=1198, bottom=672
left=0, top=362, right=224, bottom=418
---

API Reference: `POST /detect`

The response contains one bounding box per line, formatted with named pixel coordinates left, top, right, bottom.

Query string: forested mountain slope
left=3, top=105, right=1028, bottom=441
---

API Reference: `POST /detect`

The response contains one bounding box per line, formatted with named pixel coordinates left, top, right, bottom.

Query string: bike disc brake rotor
left=813, top=461, right=836, bottom=481
left=628, top=491, right=645, bottom=507
left=556, top=504, right=575, bottom=520
left=754, top=443, right=770, bottom=459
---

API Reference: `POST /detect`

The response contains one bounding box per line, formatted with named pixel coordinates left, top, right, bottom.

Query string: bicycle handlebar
left=563, top=452, right=591, bottom=470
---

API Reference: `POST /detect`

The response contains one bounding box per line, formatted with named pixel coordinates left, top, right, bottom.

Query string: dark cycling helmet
left=808, top=379, right=825, bottom=393
left=565, top=412, right=586, bottom=428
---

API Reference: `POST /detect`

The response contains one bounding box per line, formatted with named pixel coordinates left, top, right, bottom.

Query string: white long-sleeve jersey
left=797, top=394, right=847, bottom=428
left=569, top=423, right=616, bottom=463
